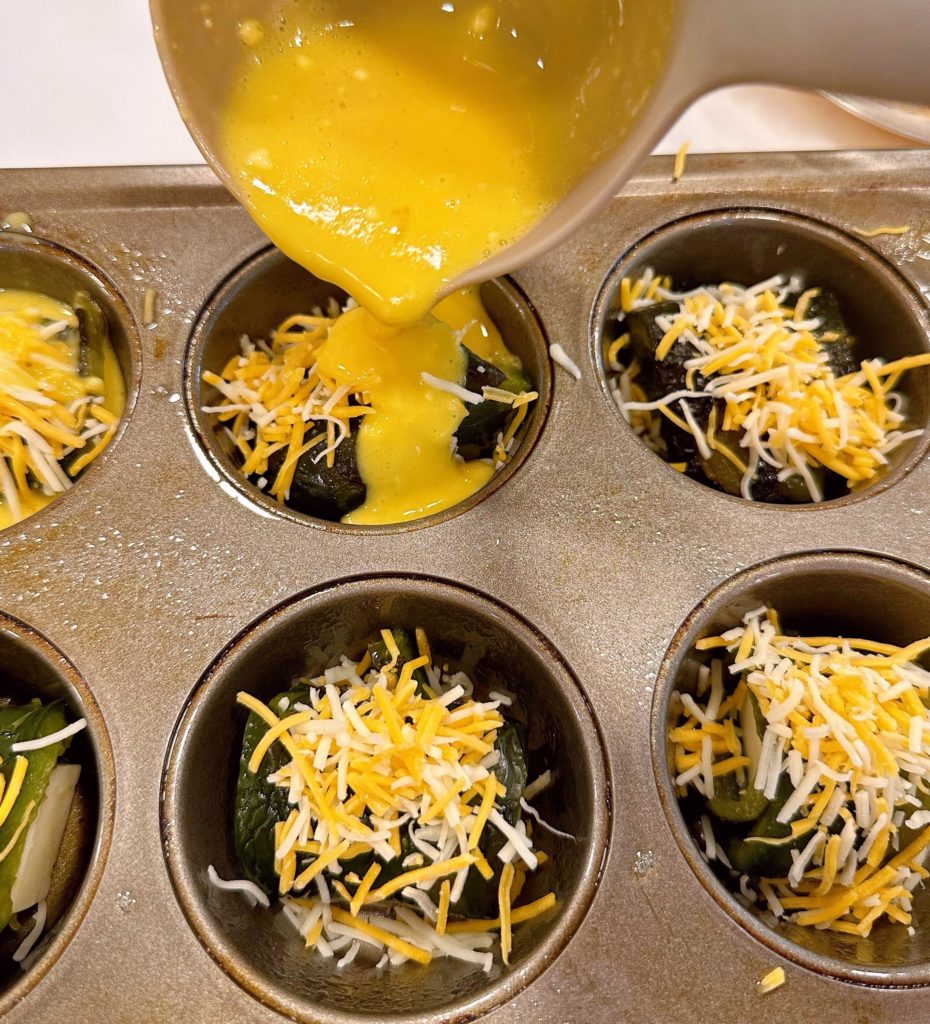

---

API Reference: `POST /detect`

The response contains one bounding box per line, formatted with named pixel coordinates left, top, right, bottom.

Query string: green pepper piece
left=727, top=774, right=812, bottom=876
left=779, top=468, right=828, bottom=503
left=624, top=301, right=702, bottom=395
left=493, top=723, right=527, bottom=827
left=73, top=291, right=108, bottom=381
left=455, top=347, right=532, bottom=461
left=700, top=427, right=745, bottom=497
left=0, top=700, right=71, bottom=930
left=261, top=429, right=366, bottom=521
left=707, top=771, right=769, bottom=823
left=234, top=685, right=309, bottom=895
left=445, top=722, right=529, bottom=919
left=808, top=291, right=857, bottom=378
left=462, top=347, right=506, bottom=394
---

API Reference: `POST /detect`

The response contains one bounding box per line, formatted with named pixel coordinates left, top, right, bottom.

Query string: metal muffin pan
left=187, top=246, right=552, bottom=534
left=1, top=150, right=930, bottom=1022
left=164, top=575, right=608, bottom=1023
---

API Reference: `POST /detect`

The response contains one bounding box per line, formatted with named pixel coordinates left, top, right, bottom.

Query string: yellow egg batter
left=314, top=288, right=501, bottom=524
left=0, top=289, right=125, bottom=530
left=223, top=0, right=673, bottom=324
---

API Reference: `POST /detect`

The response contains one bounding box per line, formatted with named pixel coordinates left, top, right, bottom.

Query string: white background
left=0, top=1, right=923, bottom=170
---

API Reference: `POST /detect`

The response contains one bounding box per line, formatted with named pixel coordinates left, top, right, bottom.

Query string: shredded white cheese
left=207, top=864, right=271, bottom=908
left=13, top=900, right=47, bottom=964
left=12, top=718, right=86, bottom=753
left=549, top=343, right=581, bottom=380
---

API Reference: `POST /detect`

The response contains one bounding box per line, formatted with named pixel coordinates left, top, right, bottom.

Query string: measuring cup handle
left=684, top=0, right=930, bottom=106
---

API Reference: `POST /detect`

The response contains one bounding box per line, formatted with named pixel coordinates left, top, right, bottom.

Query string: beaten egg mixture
left=315, top=289, right=501, bottom=524
left=223, top=0, right=673, bottom=323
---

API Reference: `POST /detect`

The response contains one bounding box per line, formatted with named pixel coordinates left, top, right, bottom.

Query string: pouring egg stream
left=207, top=0, right=672, bottom=525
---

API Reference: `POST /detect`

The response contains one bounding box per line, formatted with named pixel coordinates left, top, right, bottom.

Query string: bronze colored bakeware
left=1, top=150, right=930, bottom=1023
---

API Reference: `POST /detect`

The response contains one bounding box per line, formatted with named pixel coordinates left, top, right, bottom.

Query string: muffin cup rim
left=161, top=572, right=611, bottom=1023
left=183, top=244, right=553, bottom=535
left=0, top=609, right=116, bottom=1013
left=0, top=230, right=144, bottom=535
left=589, top=206, right=930, bottom=512
left=651, top=548, right=930, bottom=986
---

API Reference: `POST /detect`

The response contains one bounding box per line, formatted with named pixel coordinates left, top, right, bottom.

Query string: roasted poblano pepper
left=727, top=774, right=816, bottom=877
left=707, top=689, right=768, bottom=824
left=366, top=627, right=425, bottom=688
left=74, top=290, right=108, bottom=382
left=622, top=287, right=856, bottom=503
left=454, top=347, right=532, bottom=460
left=707, top=771, right=769, bottom=824
left=233, top=628, right=530, bottom=918
left=233, top=685, right=303, bottom=895
left=259, top=430, right=366, bottom=521
left=0, top=700, right=71, bottom=931
left=807, top=292, right=857, bottom=377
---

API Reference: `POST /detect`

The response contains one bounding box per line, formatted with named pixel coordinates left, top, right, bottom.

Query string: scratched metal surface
left=0, top=151, right=929, bottom=1023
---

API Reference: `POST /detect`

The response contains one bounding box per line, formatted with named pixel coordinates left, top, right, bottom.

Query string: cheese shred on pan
left=849, top=225, right=910, bottom=239
left=236, top=633, right=556, bottom=969
left=758, top=966, right=785, bottom=995
left=672, top=141, right=690, bottom=183
left=673, top=606, right=930, bottom=937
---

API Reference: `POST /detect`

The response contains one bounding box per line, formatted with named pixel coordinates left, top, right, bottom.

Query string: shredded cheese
left=549, top=343, right=581, bottom=381
left=849, top=225, right=910, bottom=239
left=237, top=631, right=553, bottom=966
left=12, top=899, right=46, bottom=964
left=207, top=864, right=271, bottom=908
left=142, top=288, right=158, bottom=326
left=0, top=756, right=28, bottom=830
left=498, top=861, right=515, bottom=965
left=0, top=290, right=120, bottom=523
left=674, top=607, right=930, bottom=937
left=758, top=966, right=785, bottom=994
left=672, top=140, right=690, bottom=183
left=11, top=718, right=86, bottom=753
left=610, top=272, right=930, bottom=501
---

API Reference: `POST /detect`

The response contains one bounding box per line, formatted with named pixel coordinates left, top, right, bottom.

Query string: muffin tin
left=1, top=149, right=930, bottom=1022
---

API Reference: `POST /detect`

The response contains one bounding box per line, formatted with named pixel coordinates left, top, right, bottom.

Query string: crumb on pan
left=672, top=141, right=691, bottom=183
left=757, top=966, right=785, bottom=995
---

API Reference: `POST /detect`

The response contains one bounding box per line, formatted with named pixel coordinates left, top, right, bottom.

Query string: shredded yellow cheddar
left=234, top=629, right=557, bottom=969
left=674, top=606, right=930, bottom=938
